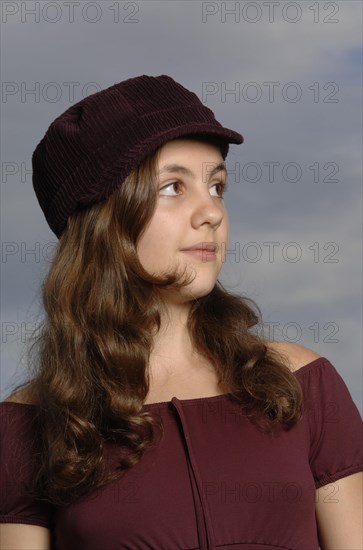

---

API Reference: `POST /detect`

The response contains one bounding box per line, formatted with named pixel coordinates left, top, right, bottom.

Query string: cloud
left=1, top=0, right=361, bottom=413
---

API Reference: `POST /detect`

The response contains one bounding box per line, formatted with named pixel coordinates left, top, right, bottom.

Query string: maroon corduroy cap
left=32, top=74, right=244, bottom=238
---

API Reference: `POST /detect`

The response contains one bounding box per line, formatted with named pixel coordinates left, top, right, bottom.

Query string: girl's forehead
left=157, top=138, right=225, bottom=160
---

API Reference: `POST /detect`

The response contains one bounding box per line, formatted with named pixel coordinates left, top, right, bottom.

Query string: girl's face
left=136, top=138, right=229, bottom=302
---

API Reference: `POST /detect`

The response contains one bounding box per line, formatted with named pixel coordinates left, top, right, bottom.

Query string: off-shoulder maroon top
left=1, top=357, right=362, bottom=549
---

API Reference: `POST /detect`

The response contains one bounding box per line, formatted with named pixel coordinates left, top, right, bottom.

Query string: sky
left=1, top=0, right=362, bottom=413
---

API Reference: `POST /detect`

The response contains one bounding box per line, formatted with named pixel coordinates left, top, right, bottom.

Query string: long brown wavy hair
left=9, top=139, right=303, bottom=507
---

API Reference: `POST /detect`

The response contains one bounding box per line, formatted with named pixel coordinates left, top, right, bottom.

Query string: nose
left=190, top=187, right=225, bottom=230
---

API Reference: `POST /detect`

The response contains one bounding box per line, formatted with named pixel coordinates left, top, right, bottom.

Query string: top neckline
left=1, top=357, right=327, bottom=410
left=142, top=356, right=326, bottom=409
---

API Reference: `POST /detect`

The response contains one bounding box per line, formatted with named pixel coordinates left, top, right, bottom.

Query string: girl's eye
left=210, top=181, right=228, bottom=198
left=158, top=181, right=228, bottom=198
left=158, top=181, right=181, bottom=196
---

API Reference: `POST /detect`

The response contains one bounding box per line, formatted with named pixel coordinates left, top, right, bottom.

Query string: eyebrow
left=157, top=162, right=227, bottom=180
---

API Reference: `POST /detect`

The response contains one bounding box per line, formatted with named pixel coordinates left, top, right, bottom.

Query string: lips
left=180, top=242, right=218, bottom=262
left=181, top=242, right=218, bottom=252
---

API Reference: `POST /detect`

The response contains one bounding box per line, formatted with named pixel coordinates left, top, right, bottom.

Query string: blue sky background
left=1, top=0, right=362, bottom=413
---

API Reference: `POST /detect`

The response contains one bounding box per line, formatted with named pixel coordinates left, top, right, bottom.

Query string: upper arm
left=316, top=471, right=363, bottom=549
left=268, top=342, right=363, bottom=547
left=0, top=524, right=51, bottom=550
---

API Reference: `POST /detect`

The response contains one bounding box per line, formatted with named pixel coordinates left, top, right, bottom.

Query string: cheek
left=137, top=214, right=175, bottom=266
left=137, top=230, right=156, bottom=265
left=219, top=215, right=229, bottom=264
left=221, top=213, right=229, bottom=242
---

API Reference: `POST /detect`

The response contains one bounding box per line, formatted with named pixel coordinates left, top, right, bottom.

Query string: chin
left=159, top=264, right=221, bottom=304
left=181, top=279, right=217, bottom=301
left=187, top=268, right=221, bottom=296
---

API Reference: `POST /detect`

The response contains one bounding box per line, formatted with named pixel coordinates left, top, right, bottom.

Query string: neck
left=151, top=301, right=193, bottom=358
left=146, top=299, right=222, bottom=399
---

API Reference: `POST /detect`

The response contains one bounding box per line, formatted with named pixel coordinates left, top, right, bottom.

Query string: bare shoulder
left=3, top=384, right=38, bottom=405
left=265, top=341, right=321, bottom=373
